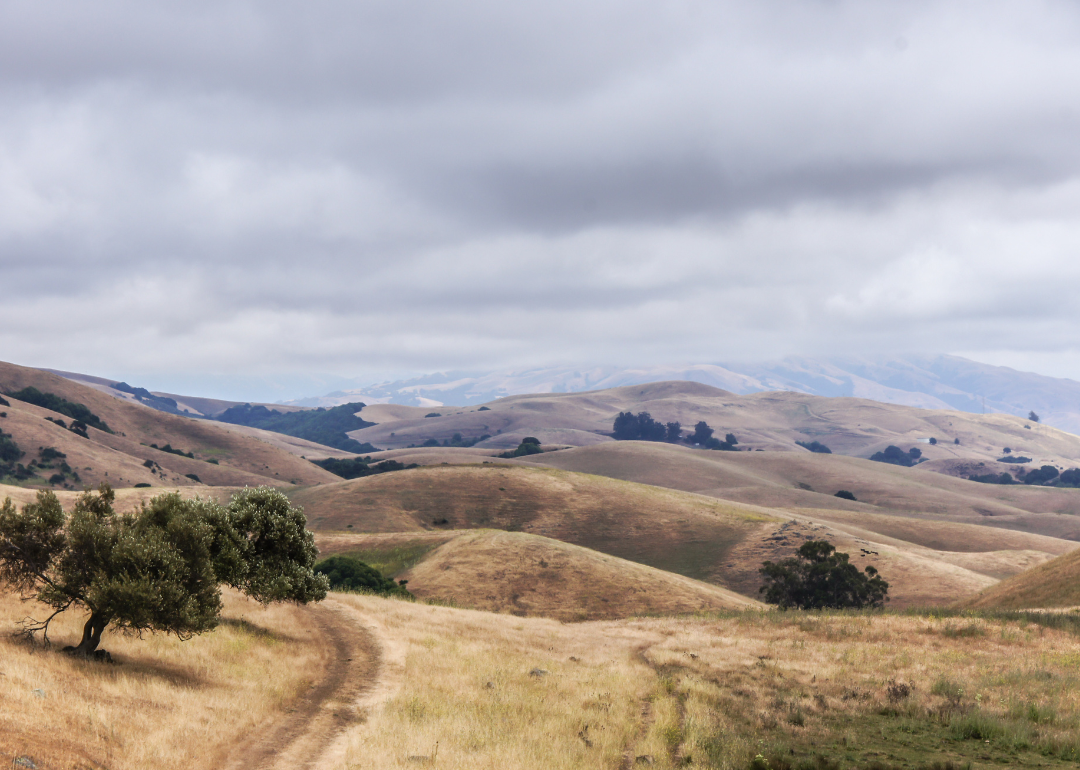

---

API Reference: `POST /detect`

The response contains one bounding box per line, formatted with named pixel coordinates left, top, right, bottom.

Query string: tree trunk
left=73, top=612, right=108, bottom=656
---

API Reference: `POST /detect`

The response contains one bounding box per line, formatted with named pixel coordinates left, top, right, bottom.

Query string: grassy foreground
left=4, top=588, right=1080, bottom=769
left=0, top=590, right=327, bottom=769
left=337, top=598, right=1080, bottom=770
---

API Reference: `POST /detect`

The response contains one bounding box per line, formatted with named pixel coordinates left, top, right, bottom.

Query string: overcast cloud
left=3, top=0, right=1080, bottom=399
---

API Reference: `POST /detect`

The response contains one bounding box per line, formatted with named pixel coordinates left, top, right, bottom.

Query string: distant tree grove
left=612, top=413, right=739, bottom=450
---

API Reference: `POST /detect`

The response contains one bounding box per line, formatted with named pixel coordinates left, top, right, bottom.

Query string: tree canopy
left=759, top=540, right=889, bottom=610
left=0, top=484, right=328, bottom=657
left=216, top=402, right=378, bottom=453
left=5, top=387, right=112, bottom=434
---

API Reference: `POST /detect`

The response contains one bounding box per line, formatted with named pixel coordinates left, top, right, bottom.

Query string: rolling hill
left=0, top=361, right=337, bottom=489
left=962, top=547, right=1080, bottom=610
left=316, top=529, right=761, bottom=620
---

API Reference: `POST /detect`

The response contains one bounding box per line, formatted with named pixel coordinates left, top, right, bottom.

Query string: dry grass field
left=0, top=589, right=339, bottom=770
left=332, top=595, right=1080, bottom=769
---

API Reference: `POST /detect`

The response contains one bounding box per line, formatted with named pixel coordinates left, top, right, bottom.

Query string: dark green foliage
left=134, top=483, right=151, bottom=488
left=690, top=420, right=714, bottom=444
left=143, top=459, right=157, bottom=469
left=954, top=437, right=960, bottom=444
left=314, top=555, right=411, bottom=597
left=759, top=540, right=889, bottom=610
left=869, top=445, right=920, bottom=467
left=997, top=455, right=1031, bottom=464
left=185, top=474, right=201, bottom=483
left=834, top=490, right=857, bottom=501
left=1024, top=465, right=1059, bottom=485
left=424, top=412, right=442, bottom=418
left=704, top=432, right=740, bottom=451
left=421, top=438, right=440, bottom=447
left=499, top=437, right=544, bottom=458
left=1003, top=447, right=1012, bottom=454
left=1029, top=411, right=1040, bottom=422
left=150, top=443, right=194, bottom=459
left=0, top=484, right=328, bottom=654
left=478, top=406, right=491, bottom=411
left=5, top=387, right=111, bottom=433
left=967, top=472, right=1017, bottom=485
left=33, top=447, right=76, bottom=487
left=1058, top=468, right=1080, bottom=486
left=216, top=402, right=377, bottom=453
left=796, top=440, right=832, bottom=454
left=0, top=396, right=8, bottom=407
left=666, top=421, right=682, bottom=442
left=928, top=437, right=937, bottom=445
left=312, top=457, right=417, bottom=480
left=612, top=411, right=667, bottom=441
left=0, top=430, right=27, bottom=481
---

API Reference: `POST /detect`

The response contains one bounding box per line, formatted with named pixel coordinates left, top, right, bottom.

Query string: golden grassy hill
left=295, top=464, right=1067, bottom=607
left=0, top=360, right=337, bottom=488
left=347, top=380, right=1080, bottom=469
left=962, top=546, right=1080, bottom=610
left=524, top=441, right=1080, bottom=541
left=0, top=482, right=239, bottom=515
left=291, top=464, right=777, bottom=584
left=316, top=530, right=760, bottom=620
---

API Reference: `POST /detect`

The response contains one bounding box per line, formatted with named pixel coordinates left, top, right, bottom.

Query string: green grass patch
left=332, top=540, right=442, bottom=578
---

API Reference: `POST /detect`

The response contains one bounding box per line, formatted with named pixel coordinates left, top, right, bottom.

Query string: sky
left=3, top=0, right=1080, bottom=400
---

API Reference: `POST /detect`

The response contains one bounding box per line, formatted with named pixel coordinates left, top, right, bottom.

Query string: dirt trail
left=217, top=598, right=387, bottom=770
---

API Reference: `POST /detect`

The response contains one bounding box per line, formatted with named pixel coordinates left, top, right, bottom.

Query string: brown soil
left=215, top=599, right=382, bottom=770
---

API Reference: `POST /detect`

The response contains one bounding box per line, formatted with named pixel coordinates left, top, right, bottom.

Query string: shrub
left=312, top=457, right=416, bottom=480
left=796, top=440, right=832, bottom=454
left=869, top=445, right=919, bottom=467
left=967, top=472, right=1016, bottom=485
left=1029, top=411, right=1040, bottom=422
left=1024, top=465, right=1059, bottom=485
left=834, top=490, right=857, bottom=501
left=759, top=540, right=889, bottom=610
left=477, top=406, right=490, bottom=411
left=185, top=474, right=201, bottom=483
left=998, top=455, right=1031, bottom=464
left=424, top=412, right=442, bottom=418
left=313, top=555, right=411, bottom=598
left=928, top=437, right=937, bottom=445
left=134, top=483, right=151, bottom=488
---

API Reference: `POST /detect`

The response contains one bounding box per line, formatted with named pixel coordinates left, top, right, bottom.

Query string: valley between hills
left=3, top=357, right=1080, bottom=769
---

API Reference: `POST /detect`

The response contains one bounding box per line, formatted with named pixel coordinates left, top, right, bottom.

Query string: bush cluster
left=312, top=457, right=417, bottom=480
left=869, top=445, right=922, bottom=467
left=313, top=554, right=411, bottom=598
left=4, top=387, right=111, bottom=434
left=499, top=437, right=543, bottom=458
left=612, top=414, right=739, bottom=450
left=796, top=440, right=832, bottom=454
left=216, top=402, right=379, bottom=453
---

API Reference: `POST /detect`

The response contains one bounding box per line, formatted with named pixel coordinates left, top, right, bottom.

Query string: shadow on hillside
left=219, top=615, right=300, bottom=643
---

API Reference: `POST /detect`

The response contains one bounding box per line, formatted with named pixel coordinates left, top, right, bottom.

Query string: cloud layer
left=3, top=0, right=1080, bottom=397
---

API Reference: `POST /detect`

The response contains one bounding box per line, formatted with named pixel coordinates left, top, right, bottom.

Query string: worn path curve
left=216, top=598, right=386, bottom=770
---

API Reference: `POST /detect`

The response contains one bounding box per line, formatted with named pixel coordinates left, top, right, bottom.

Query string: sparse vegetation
left=797, top=440, right=832, bottom=454
left=760, top=540, right=889, bottom=610
left=149, top=443, right=195, bottom=459
left=312, top=456, right=417, bottom=480
left=4, top=386, right=112, bottom=433
left=113, top=381, right=185, bottom=414
left=216, top=401, right=378, bottom=452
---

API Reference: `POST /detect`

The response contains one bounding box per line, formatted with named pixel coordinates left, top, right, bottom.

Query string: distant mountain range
left=282, top=355, right=1080, bottom=436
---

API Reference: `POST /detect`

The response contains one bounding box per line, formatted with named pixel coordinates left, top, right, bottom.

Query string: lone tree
left=0, top=484, right=328, bottom=656
left=1029, top=411, right=1040, bottom=423
left=759, top=540, right=889, bottom=610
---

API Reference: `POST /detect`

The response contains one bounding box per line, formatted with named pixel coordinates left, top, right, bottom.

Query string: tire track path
left=217, top=598, right=382, bottom=770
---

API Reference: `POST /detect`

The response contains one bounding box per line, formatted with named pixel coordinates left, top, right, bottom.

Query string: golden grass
left=964, top=547, right=1080, bottom=610
left=0, top=589, right=326, bottom=769
left=332, top=596, right=1080, bottom=769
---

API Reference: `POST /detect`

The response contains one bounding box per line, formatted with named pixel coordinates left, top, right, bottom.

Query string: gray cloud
left=4, top=0, right=1080, bottom=398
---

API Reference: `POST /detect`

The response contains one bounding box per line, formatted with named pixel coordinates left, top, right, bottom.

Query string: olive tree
left=0, top=484, right=328, bottom=657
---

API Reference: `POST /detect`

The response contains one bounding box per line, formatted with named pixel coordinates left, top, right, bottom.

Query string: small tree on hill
left=1029, top=411, right=1040, bottom=423
left=759, top=540, right=889, bottom=610
left=690, top=421, right=714, bottom=445
left=0, top=484, right=328, bottom=657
